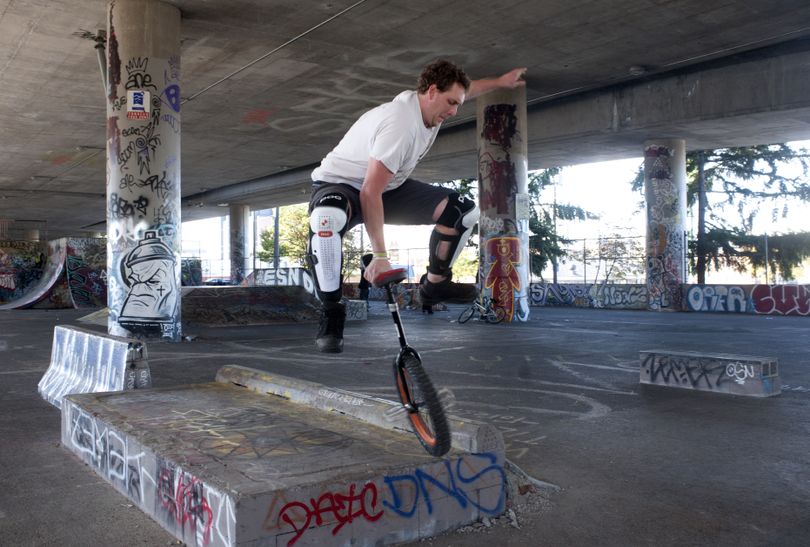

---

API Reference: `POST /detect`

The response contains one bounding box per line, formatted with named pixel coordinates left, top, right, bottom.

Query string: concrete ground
left=1, top=302, right=809, bottom=546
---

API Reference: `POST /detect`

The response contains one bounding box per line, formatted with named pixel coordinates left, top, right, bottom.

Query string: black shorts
left=309, top=178, right=453, bottom=231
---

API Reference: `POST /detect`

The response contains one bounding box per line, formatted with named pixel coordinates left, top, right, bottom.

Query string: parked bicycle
left=458, top=296, right=506, bottom=324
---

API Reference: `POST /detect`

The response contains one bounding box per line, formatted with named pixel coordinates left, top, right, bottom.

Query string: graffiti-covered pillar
left=644, top=139, right=687, bottom=311
left=229, top=204, right=250, bottom=284
left=476, top=87, right=530, bottom=322
left=105, top=0, right=182, bottom=341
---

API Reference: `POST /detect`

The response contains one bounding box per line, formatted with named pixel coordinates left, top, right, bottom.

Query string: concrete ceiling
left=2, top=0, right=810, bottom=238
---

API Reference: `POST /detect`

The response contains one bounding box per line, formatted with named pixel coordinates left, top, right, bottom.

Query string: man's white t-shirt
left=311, top=90, right=439, bottom=192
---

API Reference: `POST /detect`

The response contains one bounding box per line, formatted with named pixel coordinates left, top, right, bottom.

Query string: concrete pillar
left=105, top=0, right=182, bottom=341
left=476, top=87, right=530, bottom=322
left=229, top=204, right=250, bottom=284
left=644, top=139, right=687, bottom=311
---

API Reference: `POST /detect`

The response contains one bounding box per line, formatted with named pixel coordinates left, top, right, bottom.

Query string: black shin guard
left=427, top=229, right=459, bottom=277
left=427, top=193, right=479, bottom=277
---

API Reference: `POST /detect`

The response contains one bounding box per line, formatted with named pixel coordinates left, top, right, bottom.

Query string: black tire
left=486, top=306, right=506, bottom=324
left=458, top=306, right=475, bottom=324
left=394, top=354, right=451, bottom=457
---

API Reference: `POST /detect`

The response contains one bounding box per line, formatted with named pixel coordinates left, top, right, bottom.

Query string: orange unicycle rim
left=395, top=366, right=437, bottom=447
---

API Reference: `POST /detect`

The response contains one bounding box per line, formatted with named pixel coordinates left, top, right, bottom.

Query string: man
left=308, top=60, right=526, bottom=353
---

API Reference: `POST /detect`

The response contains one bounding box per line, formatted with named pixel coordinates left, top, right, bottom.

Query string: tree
left=257, top=204, right=309, bottom=265
left=694, top=229, right=810, bottom=282
left=258, top=203, right=359, bottom=276
left=585, top=234, right=645, bottom=284
left=529, top=168, right=598, bottom=282
left=631, top=144, right=810, bottom=281
left=441, top=170, right=596, bottom=282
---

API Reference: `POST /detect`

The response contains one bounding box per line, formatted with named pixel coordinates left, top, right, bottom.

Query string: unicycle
left=374, top=268, right=451, bottom=457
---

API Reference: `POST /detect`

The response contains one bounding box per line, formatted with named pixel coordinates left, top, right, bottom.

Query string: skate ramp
left=0, top=238, right=106, bottom=310
left=0, top=239, right=69, bottom=310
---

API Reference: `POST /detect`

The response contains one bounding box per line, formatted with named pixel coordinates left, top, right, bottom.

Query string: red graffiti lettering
left=278, top=482, right=383, bottom=546
left=158, top=467, right=213, bottom=544
left=484, top=237, right=521, bottom=320
left=751, top=284, right=810, bottom=316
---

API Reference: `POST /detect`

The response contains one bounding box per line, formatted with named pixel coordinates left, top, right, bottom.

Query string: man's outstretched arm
left=467, top=67, right=527, bottom=100
left=359, top=158, right=395, bottom=282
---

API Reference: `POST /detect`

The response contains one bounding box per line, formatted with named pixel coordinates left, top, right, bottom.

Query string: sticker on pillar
left=126, top=90, right=151, bottom=120
left=516, top=193, right=530, bottom=220
left=118, top=231, right=178, bottom=338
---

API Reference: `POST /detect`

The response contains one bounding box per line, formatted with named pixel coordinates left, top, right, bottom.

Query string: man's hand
left=468, top=68, right=528, bottom=99
left=364, top=257, right=392, bottom=286
left=499, top=67, right=527, bottom=89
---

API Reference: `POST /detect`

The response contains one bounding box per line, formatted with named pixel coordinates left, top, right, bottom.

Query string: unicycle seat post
left=374, top=268, right=409, bottom=349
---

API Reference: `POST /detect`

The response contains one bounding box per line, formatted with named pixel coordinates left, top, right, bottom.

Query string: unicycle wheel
left=394, top=354, right=451, bottom=457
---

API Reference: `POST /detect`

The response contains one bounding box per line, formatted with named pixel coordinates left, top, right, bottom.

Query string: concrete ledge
left=62, top=381, right=507, bottom=546
left=215, top=365, right=505, bottom=455
left=640, top=350, right=780, bottom=397
left=38, top=325, right=151, bottom=409
left=182, top=286, right=320, bottom=325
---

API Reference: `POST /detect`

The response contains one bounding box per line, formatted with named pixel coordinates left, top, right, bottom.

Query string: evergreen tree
left=440, top=169, right=596, bottom=281
left=631, top=143, right=810, bottom=281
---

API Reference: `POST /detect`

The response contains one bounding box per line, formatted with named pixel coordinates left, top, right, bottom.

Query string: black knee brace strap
left=428, top=193, right=479, bottom=277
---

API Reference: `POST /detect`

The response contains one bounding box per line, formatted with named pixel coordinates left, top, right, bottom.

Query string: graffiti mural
left=686, top=285, right=747, bottom=313
left=268, top=452, right=506, bottom=546
left=483, top=237, right=523, bottom=319
left=117, top=231, right=178, bottom=338
left=751, top=284, right=810, bottom=316
left=477, top=95, right=529, bottom=322
left=181, top=258, right=203, bottom=286
left=107, top=2, right=181, bottom=340
left=253, top=268, right=316, bottom=295
left=64, top=402, right=235, bottom=547
left=644, top=143, right=685, bottom=311
left=640, top=352, right=780, bottom=396
left=66, top=238, right=107, bottom=308
left=529, top=283, right=648, bottom=310
left=0, top=240, right=45, bottom=303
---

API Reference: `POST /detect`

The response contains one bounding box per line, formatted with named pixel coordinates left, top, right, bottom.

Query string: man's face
left=424, top=82, right=466, bottom=128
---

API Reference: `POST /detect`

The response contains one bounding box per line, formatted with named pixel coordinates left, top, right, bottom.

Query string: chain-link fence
left=547, top=235, right=646, bottom=284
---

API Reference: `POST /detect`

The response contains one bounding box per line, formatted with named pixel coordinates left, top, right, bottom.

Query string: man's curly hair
left=417, top=59, right=471, bottom=93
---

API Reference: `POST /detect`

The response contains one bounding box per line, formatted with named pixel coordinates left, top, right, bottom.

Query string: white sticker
left=126, top=90, right=151, bottom=120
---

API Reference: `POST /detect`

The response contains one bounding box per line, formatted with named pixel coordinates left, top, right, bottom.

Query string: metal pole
left=583, top=239, right=587, bottom=283
left=273, top=206, right=280, bottom=271
left=252, top=210, right=257, bottom=284
left=552, top=181, right=558, bottom=284
left=764, top=233, right=770, bottom=285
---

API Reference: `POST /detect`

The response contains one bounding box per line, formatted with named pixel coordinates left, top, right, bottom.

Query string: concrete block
left=38, top=325, right=150, bottom=409
left=215, top=365, right=504, bottom=455
left=640, top=350, right=780, bottom=397
left=345, top=299, right=368, bottom=321
left=61, top=381, right=507, bottom=546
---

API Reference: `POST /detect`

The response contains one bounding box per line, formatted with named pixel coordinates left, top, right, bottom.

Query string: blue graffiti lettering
left=382, top=453, right=505, bottom=518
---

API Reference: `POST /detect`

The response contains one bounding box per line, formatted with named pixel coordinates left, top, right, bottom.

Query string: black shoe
left=420, top=273, right=477, bottom=305
left=316, top=301, right=345, bottom=353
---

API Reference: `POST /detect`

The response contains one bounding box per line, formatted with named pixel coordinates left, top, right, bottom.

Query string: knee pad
left=429, top=193, right=479, bottom=276
left=308, top=193, right=349, bottom=297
